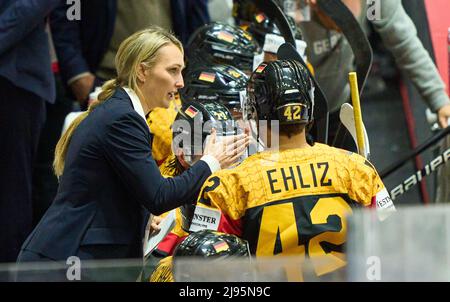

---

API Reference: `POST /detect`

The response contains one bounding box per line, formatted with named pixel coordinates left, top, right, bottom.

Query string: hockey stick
left=380, top=126, right=450, bottom=178
left=389, top=146, right=450, bottom=201
left=339, top=103, right=371, bottom=159
left=348, top=72, right=368, bottom=158
left=316, top=0, right=374, bottom=149
left=317, top=0, right=373, bottom=95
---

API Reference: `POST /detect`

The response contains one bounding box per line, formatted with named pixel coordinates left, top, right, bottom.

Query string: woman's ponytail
left=97, top=78, right=119, bottom=103
left=53, top=79, right=119, bottom=178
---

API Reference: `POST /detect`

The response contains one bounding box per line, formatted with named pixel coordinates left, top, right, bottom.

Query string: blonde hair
left=53, top=26, right=183, bottom=178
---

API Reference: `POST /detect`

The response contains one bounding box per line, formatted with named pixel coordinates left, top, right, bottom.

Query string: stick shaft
left=389, top=146, right=450, bottom=200
left=380, top=126, right=450, bottom=178
left=349, top=72, right=365, bottom=157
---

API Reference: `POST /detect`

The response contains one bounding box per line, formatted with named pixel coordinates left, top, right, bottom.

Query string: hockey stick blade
left=317, top=0, right=373, bottom=95
left=339, top=103, right=371, bottom=159
left=278, top=42, right=329, bottom=144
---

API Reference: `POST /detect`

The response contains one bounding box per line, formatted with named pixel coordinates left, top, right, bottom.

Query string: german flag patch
left=213, top=241, right=229, bottom=253
left=255, top=13, right=266, bottom=23
left=185, top=105, right=199, bottom=118
left=255, top=64, right=267, bottom=74
left=217, top=31, right=234, bottom=43
left=199, top=72, right=216, bottom=83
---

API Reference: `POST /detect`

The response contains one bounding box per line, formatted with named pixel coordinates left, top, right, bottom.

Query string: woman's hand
left=203, top=128, right=250, bottom=169
left=149, top=215, right=163, bottom=235
left=70, top=73, right=95, bottom=106
left=438, top=104, right=450, bottom=128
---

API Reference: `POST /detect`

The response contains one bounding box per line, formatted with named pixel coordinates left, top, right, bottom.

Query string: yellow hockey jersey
left=154, top=154, right=190, bottom=256
left=150, top=256, right=174, bottom=282
left=191, top=143, right=395, bottom=277
left=149, top=155, right=190, bottom=282
left=147, top=96, right=181, bottom=165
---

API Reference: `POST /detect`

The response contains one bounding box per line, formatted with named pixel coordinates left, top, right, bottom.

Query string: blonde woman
left=17, top=27, right=249, bottom=265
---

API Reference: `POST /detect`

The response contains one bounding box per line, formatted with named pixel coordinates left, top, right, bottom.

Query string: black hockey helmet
left=233, top=0, right=303, bottom=46
left=186, top=22, right=259, bottom=74
left=233, top=0, right=278, bottom=45
left=172, top=101, right=238, bottom=232
left=180, top=64, right=249, bottom=115
left=246, top=60, right=314, bottom=125
left=172, top=99, right=237, bottom=158
left=173, top=230, right=250, bottom=258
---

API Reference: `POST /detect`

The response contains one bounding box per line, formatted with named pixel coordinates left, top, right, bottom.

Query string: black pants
left=15, top=250, right=69, bottom=281
left=16, top=247, right=143, bottom=282
left=32, top=74, right=72, bottom=227
left=0, top=77, right=46, bottom=263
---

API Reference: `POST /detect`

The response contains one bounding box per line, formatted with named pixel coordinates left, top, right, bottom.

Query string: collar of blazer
left=123, top=87, right=147, bottom=122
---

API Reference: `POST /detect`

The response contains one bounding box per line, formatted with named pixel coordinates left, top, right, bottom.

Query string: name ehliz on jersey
left=191, top=143, right=395, bottom=278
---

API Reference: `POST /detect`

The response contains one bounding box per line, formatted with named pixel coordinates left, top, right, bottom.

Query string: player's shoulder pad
left=325, top=144, right=378, bottom=173
left=348, top=152, right=377, bottom=172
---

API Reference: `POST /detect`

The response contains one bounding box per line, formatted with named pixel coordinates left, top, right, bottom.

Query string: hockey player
left=233, top=0, right=279, bottom=47
left=146, top=95, right=182, bottom=165
left=150, top=230, right=250, bottom=282
left=143, top=100, right=242, bottom=281
left=151, top=100, right=240, bottom=257
left=181, top=63, right=249, bottom=120
left=232, top=0, right=304, bottom=52
left=147, top=23, right=253, bottom=164
left=232, top=0, right=306, bottom=61
left=186, top=22, right=259, bottom=75
left=189, top=60, right=396, bottom=279
left=181, top=63, right=266, bottom=158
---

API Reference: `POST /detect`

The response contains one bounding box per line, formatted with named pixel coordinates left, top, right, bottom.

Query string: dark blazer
left=49, top=0, right=210, bottom=84
left=20, top=88, right=212, bottom=260
left=0, top=0, right=61, bottom=103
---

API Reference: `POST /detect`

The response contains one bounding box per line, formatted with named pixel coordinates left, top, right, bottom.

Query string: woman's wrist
left=200, top=154, right=221, bottom=173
